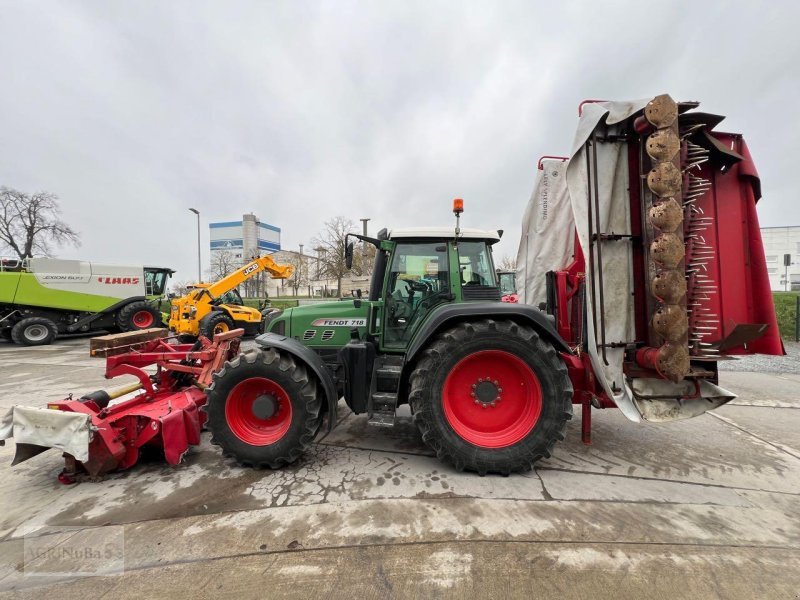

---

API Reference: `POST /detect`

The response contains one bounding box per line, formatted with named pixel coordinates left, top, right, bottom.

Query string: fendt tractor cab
left=205, top=201, right=574, bottom=475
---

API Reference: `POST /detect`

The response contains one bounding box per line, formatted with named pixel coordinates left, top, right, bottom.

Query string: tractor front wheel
left=206, top=349, right=322, bottom=468
left=409, top=319, right=573, bottom=475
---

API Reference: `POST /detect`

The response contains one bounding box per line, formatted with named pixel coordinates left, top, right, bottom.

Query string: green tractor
left=206, top=211, right=573, bottom=475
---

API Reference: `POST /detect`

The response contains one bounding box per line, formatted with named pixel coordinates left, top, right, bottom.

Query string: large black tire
left=11, top=317, right=58, bottom=346
left=200, top=311, right=235, bottom=339
left=409, top=319, right=573, bottom=475
left=206, top=348, right=322, bottom=468
left=117, top=301, right=162, bottom=332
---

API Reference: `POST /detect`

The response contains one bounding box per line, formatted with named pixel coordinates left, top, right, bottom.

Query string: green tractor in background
left=206, top=204, right=573, bottom=475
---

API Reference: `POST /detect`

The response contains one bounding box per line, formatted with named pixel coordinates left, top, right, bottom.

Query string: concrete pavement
left=0, top=337, right=798, bottom=598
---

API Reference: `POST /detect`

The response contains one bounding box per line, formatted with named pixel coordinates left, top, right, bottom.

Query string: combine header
left=0, top=329, right=242, bottom=482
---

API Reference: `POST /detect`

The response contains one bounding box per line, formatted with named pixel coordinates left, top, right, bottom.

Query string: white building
left=761, top=226, right=800, bottom=291
left=209, top=213, right=281, bottom=260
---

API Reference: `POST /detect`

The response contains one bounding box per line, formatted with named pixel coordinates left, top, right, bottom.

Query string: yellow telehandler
left=169, top=255, right=293, bottom=341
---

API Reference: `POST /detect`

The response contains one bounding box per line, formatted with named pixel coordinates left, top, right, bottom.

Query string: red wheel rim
left=225, top=377, right=293, bottom=445
left=442, top=350, right=542, bottom=448
left=132, top=310, right=155, bottom=328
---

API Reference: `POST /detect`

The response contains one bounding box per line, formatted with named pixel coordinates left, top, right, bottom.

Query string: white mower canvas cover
left=517, top=99, right=734, bottom=422
left=0, top=406, right=92, bottom=463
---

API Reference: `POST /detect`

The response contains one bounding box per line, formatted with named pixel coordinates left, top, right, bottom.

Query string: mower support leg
left=581, top=398, right=592, bottom=445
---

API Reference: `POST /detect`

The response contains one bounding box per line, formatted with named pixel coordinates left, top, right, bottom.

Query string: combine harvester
left=0, top=258, right=173, bottom=345
left=0, top=94, right=784, bottom=480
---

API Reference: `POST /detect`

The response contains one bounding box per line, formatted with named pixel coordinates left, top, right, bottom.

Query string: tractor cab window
left=144, top=269, right=169, bottom=296
left=457, top=241, right=500, bottom=300
left=457, top=242, right=496, bottom=287
left=218, top=289, right=244, bottom=306
left=384, top=242, right=450, bottom=348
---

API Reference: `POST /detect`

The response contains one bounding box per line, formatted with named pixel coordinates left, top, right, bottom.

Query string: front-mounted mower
left=1, top=328, right=242, bottom=482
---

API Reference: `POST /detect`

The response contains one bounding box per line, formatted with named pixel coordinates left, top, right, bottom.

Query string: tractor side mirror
left=345, top=241, right=354, bottom=270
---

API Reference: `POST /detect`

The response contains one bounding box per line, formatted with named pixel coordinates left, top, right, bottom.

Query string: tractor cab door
left=382, top=242, right=451, bottom=349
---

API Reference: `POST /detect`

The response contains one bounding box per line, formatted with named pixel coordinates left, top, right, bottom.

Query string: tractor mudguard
left=254, top=332, right=339, bottom=431
left=405, top=302, right=573, bottom=364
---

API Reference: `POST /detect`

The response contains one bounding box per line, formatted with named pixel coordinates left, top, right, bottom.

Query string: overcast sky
left=1, top=1, right=798, bottom=282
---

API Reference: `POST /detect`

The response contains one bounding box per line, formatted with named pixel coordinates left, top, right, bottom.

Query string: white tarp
left=517, top=99, right=734, bottom=422
left=0, top=406, right=91, bottom=462
left=515, top=159, right=573, bottom=306
left=565, top=101, right=644, bottom=421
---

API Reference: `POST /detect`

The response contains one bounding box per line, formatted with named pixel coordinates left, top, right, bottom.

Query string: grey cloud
left=1, top=1, right=798, bottom=277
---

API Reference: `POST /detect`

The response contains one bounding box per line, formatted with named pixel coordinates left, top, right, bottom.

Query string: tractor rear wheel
left=206, top=348, right=322, bottom=468
left=200, top=311, right=235, bottom=339
left=409, top=319, right=573, bottom=475
left=117, top=301, right=162, bottom=332
left=11, top=317, right=58, bottom=346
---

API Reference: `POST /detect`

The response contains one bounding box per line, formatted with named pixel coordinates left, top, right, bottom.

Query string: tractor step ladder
left=368, top=357, right=403, bottom=427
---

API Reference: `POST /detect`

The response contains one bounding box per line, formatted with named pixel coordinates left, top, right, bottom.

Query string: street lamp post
left=299, top=244, right=305, bottom=298
left=189, top=208, right=201, bottom=283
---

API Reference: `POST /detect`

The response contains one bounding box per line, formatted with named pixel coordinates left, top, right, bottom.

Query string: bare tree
left=355, top=242, right=376, bottom=277
left=498, top=254, right=517, bottom=271
left=285, top=252, right=309, bottom=296
left=207, top=249, right=240, bottom=282
left=312, top=216, right=359, bottom=296
left=170, top=280, right=193, bottom=297
left=0, top=187, right=80, bottom=260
